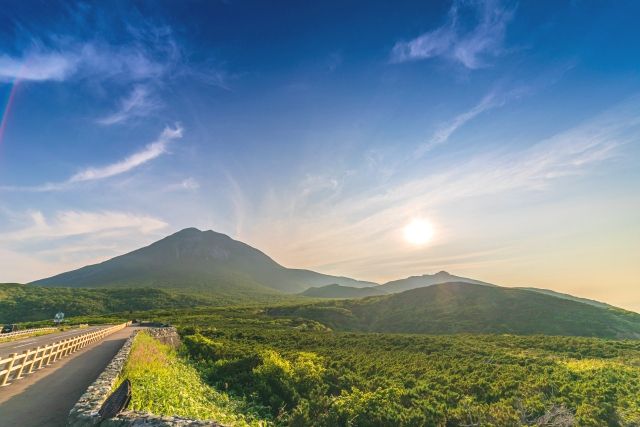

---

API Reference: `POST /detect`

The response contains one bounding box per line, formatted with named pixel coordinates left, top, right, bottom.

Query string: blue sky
left=0, top=1, right=639, bottom=308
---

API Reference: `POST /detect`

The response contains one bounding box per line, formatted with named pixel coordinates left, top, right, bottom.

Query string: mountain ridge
left=272, top=282, right=640, bottom=339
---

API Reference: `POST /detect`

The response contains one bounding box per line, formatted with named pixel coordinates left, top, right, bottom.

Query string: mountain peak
left=174, top=227, right=203, bottom=235
left=170, top=227, right=232, bottom=241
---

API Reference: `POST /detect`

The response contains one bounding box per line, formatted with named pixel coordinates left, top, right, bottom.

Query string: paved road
left=0, top=326, right=137, bottom=427
left=0, top=326, right=107, bottom=359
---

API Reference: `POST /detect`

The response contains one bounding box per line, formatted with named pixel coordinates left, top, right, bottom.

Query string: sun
left=403, top=218, right=434, bottom=246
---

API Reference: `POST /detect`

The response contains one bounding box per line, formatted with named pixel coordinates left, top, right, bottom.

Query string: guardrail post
left=1, top=353, right=17, bottom=386
left=46, top=343, right=55, bottom=365
left=37, top=346, right=46, bottom=369
left=29, top=347, right=40, bottom=373
left=50, top=342, right=60, bottom=363
left=15, top=350, right=29, bottom=379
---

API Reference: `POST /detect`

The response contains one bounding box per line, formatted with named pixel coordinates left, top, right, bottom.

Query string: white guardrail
left=0, top=327, right=59, bottom=340
left=0, top=323, right=128, bottom=386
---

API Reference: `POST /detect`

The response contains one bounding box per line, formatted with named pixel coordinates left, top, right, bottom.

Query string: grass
left=116, top=332, right=270, bottom=426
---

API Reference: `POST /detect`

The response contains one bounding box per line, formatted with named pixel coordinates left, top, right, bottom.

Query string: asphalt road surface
left=0, top=326, right=107, bottom=359
left=0, top=326, right=137, bottom=427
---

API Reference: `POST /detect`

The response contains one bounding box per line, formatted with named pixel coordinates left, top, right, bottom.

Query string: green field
left=99, top=306, right=640, bottom=426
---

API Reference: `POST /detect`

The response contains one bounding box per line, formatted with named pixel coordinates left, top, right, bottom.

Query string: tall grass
left=116, top=332, right=269, bottom=426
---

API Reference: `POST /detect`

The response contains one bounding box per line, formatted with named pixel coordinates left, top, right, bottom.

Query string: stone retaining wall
left=145, top=326, right=181, bottom=348
left=67, top=327, right=223, bottom=427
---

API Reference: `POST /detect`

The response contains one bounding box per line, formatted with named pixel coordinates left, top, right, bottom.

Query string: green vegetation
left=0, top=283, right=211, bottom=323
left=118, top=306, right=640, bottom=426
left=300, top=284, right=388, bottom=298
left=273, top=283, right=640, bottom=339
left=0, top=282, right=307, bottom=324
left=116, top=331, right=268, bottom=426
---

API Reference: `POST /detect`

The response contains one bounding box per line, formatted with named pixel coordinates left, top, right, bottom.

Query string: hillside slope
left=270, top=282, right=640, bottom=338
left=0, top=283, right=212, bottom=323
left=300, top=284, right=389, bottom=298
left=31, top=228, right=376, bottom=294
left=517, top=287, right=613, bottom=309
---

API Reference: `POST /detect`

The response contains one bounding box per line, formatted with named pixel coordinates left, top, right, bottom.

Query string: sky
left=0, top=0, right=639, bottom=309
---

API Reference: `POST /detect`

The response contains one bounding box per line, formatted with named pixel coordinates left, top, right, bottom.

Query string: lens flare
left=0, top=80, right=20, bottom=146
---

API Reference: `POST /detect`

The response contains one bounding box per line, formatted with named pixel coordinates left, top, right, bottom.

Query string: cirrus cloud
left=391, top=0, right=515, bottom=69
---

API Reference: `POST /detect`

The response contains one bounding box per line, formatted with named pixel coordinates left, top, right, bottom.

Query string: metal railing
left=0, top=323, right=128, bottom=386
left=0, top=327, right=58, bottom=340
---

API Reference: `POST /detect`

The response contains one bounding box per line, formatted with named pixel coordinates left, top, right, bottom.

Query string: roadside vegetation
left=82, top=306, right=640, bottom=426
left=116, top=331, right=269, bottom=426
left=176, top=314, right=640, bottom=426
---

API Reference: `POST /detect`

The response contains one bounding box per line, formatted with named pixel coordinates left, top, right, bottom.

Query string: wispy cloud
left=241, top=97, right=639, bottom=279
left=391, top=0, right=514, bottom=69
left=0, top=50, right=77, bottom=82
left=166, top=177, right=200, bottom=192
left=97, top=85, right=161, bottom=125
left=0, top=42, right=164, bottom=84
left=416, top=86, right=526, bottom=156
left=1, top=210, right=167, bottom=242
left=0, top=209, right=168, bottom=282
left=0, top=124, right=183, bottom=191
left=70, top=124, right=183, bottom=182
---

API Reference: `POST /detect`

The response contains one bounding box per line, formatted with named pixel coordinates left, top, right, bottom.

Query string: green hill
left=0, top=283, right=214, bottom=323
left=30, top=228, right=376, bottom=295
left=270, top=282, right=640, bottom=338
left=300, top=283, right=388, bottom=298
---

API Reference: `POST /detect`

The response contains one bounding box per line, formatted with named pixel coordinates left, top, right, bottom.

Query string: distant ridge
left=299, top=271, right=492, bottom=298
left=378, top=271, right=493, bottom=293
left=31, top=228, right=377, bottom=295
left=272, top=282, right=640, bottom=339
left=300, top=284, right=389, bottom=298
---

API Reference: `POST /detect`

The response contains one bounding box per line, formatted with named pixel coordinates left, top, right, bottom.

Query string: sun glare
left=403, top=218, right=434, bottom=246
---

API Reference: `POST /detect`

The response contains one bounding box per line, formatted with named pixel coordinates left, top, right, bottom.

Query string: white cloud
left=0, top=43, right=164, bottom=83
left=0, top=124, right=183, bottom=192
left=416, top=86, right=526, bottom=156
left=0, top=51, right=78, bottom=82
left=1, top=210, right=168, bottom=242
left=0, top=209, right=169, bottom=282
left=166, top=177, right=200, bottom=192
left=391, top=0, right=514, bottom=69
left=97, top=85, right=161, bottom=125
left=70, top=124, right=182, bottom=182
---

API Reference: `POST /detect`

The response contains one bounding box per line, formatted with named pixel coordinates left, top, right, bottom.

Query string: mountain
left=298, top=271, right=491, bottom=298
left=269, top=282, right=640, bottom=339
left=300, top=284, right=389, bottom=298
left=31, top=228, right=376, bottom=295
